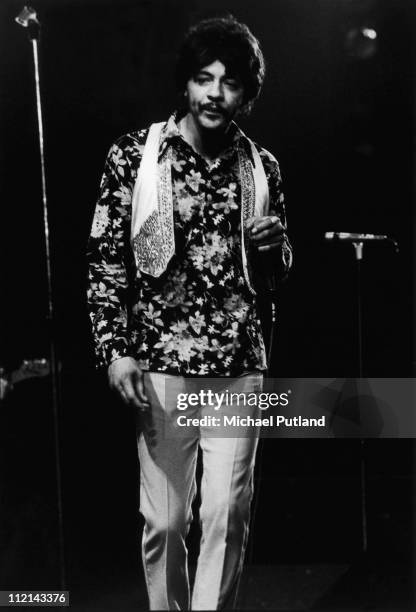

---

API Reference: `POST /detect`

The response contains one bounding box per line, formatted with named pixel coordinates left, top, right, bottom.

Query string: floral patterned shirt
left=86, top=114, right=292, bottom=376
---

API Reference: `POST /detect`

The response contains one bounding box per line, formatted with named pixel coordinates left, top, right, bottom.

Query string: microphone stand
left=352, top=242, right=364, bottom=379
left=327, top=235, right=398, bottom=558
left=15, top=6, right=66, bottom=590
left=324, top=233, right=399, bottom=608
left=352, top=240, right=367, bottom=554
left=325, top=232, right=399, bottom=553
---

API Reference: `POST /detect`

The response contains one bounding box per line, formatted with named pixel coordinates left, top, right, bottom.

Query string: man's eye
left=195, top=76, right=210, bottom=85
left=225, top=80, right=240, bottom=90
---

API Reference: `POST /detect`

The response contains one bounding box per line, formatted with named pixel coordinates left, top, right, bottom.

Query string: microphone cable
left=247, top=287, right=278, bottom=566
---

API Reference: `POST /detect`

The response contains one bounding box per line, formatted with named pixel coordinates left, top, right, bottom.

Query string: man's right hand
left=108, top=357, right=150, bottom=411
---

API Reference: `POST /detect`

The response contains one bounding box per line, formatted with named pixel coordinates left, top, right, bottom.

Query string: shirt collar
left=158, top=112, right=247, bottom=160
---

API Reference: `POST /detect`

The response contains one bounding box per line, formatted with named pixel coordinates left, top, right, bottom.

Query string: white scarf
left=131, top=120, right=269, bottom=295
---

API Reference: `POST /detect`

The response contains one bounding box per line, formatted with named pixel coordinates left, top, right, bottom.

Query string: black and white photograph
left=0, top=0, right=414, bottom=610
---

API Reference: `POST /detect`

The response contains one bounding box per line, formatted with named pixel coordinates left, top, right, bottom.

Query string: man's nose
left=207, top=79, right=223, bottom=99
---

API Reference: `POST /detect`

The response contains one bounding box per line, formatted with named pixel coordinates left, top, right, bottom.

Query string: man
left=87, top=15, right=292, bottom=610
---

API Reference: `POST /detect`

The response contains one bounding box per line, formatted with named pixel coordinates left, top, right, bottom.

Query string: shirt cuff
left=95, top=337, right=131, bottom=369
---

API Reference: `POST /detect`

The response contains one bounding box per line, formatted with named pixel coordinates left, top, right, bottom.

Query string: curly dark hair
left=175, top=16, right=266, bottom=114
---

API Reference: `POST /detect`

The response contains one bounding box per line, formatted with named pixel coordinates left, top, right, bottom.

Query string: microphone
left=15, top=6, right=39, bottom=27
left=325, top=232, right=389, bottom=242
left=15, top=6, right=40, bottom=39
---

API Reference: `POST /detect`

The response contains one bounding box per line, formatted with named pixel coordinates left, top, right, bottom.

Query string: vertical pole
left=31, top=35, right=66, bottom=591
left=352, top=241, right=367, bottom=554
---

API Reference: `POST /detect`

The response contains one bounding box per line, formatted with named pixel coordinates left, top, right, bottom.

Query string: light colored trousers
left=137, top=372, right=263, bottom=611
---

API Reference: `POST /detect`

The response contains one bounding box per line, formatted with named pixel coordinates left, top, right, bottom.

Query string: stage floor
left=67, top=561, right=415, bottom=611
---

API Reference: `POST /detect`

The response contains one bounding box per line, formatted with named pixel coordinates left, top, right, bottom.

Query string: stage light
left=345, top=27, right=378, bottom=59
left=362, top=28, right=377, bottom=40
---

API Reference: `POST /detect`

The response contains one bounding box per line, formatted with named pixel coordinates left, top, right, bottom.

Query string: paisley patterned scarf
left=131, top=120, right=269, bottom=295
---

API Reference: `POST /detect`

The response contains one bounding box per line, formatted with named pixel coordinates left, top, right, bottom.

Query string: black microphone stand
left=351, top=240, right=368, bottom=554
left=327, top=234, right=398, bottom=558
left=15, top=6, right=66, bottom=590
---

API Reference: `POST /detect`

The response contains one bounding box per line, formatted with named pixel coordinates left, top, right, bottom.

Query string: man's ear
left=237, top=99, right=253, bottom=118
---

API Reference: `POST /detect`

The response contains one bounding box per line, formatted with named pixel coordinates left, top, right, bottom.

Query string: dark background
left=0, top=0, right=414, bottom=609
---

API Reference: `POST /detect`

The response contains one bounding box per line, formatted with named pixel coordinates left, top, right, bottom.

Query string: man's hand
left=246, top=215, right=286, bottom=252
left=108, top=357, right=150, bottom=411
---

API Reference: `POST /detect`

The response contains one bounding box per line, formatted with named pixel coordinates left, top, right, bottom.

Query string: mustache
left=200, top=103, right=227, bottom=115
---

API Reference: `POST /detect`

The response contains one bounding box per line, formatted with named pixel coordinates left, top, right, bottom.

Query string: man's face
left=185, top=60, right=244, bottom=131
